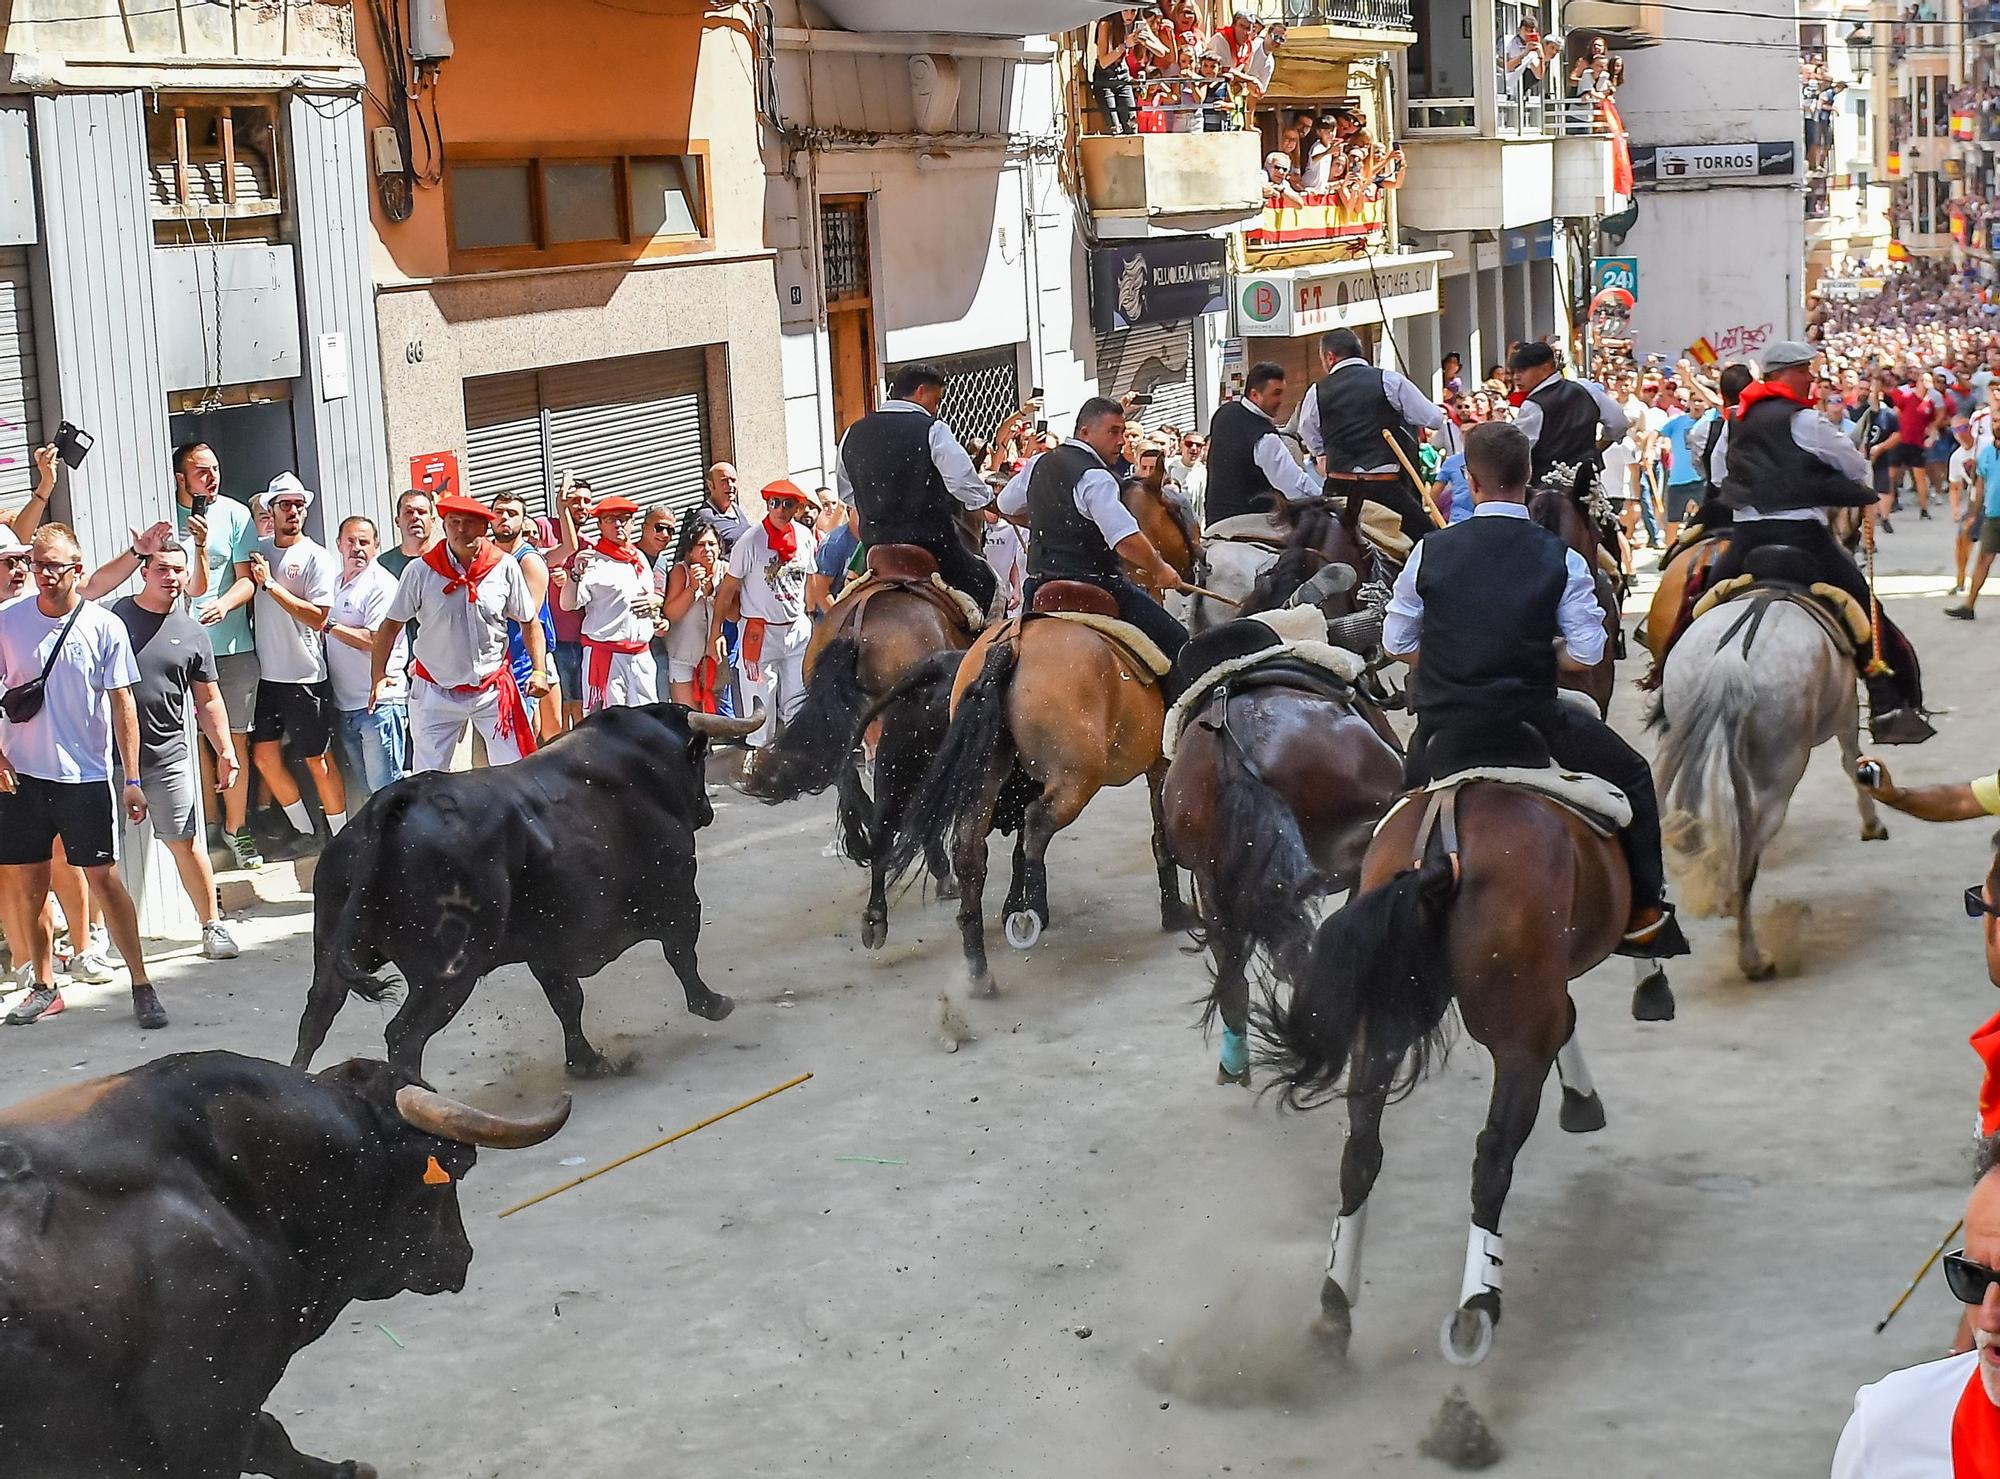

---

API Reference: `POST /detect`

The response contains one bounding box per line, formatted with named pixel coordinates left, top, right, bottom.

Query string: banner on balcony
left=1245, top=191, right=1388, bottom=252
left=1629, top=141, right=1796, bottom=184
left=1088, top=237, right=1229, bottom=333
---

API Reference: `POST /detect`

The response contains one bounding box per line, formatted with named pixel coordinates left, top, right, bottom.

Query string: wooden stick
left=1875, top=1215, right=1962, bottom=1333
left=1862, top=507, right=1890, bottom=676
left=1380, top=429, right=1448, bottom=528
left=496, top=1071, right=813, bottom=1218
left=1179, top=582, right=1240, bottom=607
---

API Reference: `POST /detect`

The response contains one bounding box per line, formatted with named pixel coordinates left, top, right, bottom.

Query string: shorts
left=0, top=775, right=118, bottom=867
left=251, top=678, right=335, bottom=757
left=553, top=641, right=584, bottom=704
left=1892, top=442, right=1930, bottom=470
left=668, top=657, right=701, bottom=684
left=213, top=651, right=260, bottom=734
left=1980, top=518, right=2000, bottom=558
left=139, top=755, right=200, bottom=842
left=1963, top=504, right=1985, bottom=540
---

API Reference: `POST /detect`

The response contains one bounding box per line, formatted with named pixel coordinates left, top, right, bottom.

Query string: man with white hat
left=1708, top=341, right=1934, bottom=744
left=0, top=529, right=28, bottom=604
left=376, top=492, right=550, bottom=773
left=559, top=493, right=661, bottom=712
left=248, top=473, right=348, bottom=843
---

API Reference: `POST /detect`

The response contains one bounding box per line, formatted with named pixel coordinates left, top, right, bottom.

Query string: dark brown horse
left=1641, top=528, right=1730, bottom=676
left=1526, top=485, right=1621, bottom=716
left=1257, top=782, right=1675, bottom=1367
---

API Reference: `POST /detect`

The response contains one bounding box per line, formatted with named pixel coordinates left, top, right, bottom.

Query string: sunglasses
left=1946, top=1251, right=2000, bottom=1304
left=0, top=554, right=25, bottom=569
left=1968, top=885, right=2000, bottom=920
left=766, top=497, right=805, bottom=511
left=30, top=559, right=79, bottom=575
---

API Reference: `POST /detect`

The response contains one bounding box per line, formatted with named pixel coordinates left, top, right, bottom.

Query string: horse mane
left=1242, top=505, right=1339, bottom=616
left=1525, top=486, right=1572, bottom=538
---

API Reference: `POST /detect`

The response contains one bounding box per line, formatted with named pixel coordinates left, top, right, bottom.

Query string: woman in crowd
left=1091, top=11, right=1141, bottom=135
left=661, top=524, right=724, bottom=713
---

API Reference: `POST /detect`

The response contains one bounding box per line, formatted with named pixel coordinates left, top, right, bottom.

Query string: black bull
left=294, top=703, right=761, bottom=1078
left=0, top=1050, right=569, bottom=1479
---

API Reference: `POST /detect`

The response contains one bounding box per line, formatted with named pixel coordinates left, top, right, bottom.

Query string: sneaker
left=1948, top=605, right=1978, bottom=621
left=131, top=984, right=168, bottom=1029
left=1880, top=518, right=1894, bottom=534
left=227, top=829, right=264, bottom=870
left=1920, top=506, right=1933, bottom=521
left=65, top=950, right=115, bottom=985
left=86, top=923, right=108, bottom=958
left=5, top=986, right=63, bottom=1025
left=200, top=920, right=240, bottom=960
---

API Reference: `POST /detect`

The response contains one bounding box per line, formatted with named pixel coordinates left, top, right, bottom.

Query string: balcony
left=810, top=0, right=1142, bottom=35
left=1249, top=0, right=1417, bottom=32
left=1078, top=131, right=1266, bottom=239
left=1399, top=102, right=1614, bottom=231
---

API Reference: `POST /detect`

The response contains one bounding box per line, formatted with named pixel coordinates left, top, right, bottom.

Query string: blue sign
left=1502, top=220, right=1556, bottom=265
left=1592, top=256, right=1639, bottom=298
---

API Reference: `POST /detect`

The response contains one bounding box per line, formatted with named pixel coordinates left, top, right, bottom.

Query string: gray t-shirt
left=112, top=596, right=217, bottom=772
left=252, top=535, right=338, bottom=684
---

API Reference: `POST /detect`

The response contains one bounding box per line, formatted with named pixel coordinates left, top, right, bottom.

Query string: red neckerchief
left=423, top=539, right=504, bottom=603
left=1730, top=379, right=1813, bottom=420
left=591, top=537, right=646, bottom=571
left=1507, top=388, right=1528, bottom=408
left=762, top=514, right=798, bottom=564
left=1952, top=1363, right=2000, bottom=1475
left=1972, top=1009, right=2000, bottom=1138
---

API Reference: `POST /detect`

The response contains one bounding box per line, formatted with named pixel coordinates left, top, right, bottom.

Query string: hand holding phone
left=52, top=421, right=93, bottom=470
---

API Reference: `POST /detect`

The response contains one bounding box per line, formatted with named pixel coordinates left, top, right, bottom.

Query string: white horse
left=1652, top=591, right=1888, bottom=979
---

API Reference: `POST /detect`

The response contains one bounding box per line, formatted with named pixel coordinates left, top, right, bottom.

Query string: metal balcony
left=1078, top=130, right=1266, bottom=238
left=1250, top=0, right=1417, bottom=28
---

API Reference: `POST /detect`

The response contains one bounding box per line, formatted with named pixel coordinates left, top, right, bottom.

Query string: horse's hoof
left=969, top=973, right=999, bottom=999
left=1216, top=1064, right=1251, bottom=1088
left=1631, top=970, right=1676, bottom=1022
left=688, top=992, right=735, bottom=1023
left=861, top=916, right=888, bottom=950
left=1741, top=955, right=1777, bottom=983
left=342, top=1464, right=379, bottom=1479
left=1312, top=1281, right=1354, bottom=1358
left=1004, top=910, right=1043, bottom=950
left=1862, top=821, right=1890, bottom=842
left=1441, top=1306, right=1495, bottom=1367
left=567, top=1053, right=619, bottom=1080
left=1559, top=1088, right=1606, bottom=1134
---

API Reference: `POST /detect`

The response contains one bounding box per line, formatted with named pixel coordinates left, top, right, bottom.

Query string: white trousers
left=736, top=618, right=812, bottom=749
left=409, top=679, right=528, bottom=773
left=584, top=647, right=661, bottom=714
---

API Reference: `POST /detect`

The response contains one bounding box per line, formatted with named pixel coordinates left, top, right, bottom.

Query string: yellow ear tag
left=422, top=1155, right=452, bottom=1186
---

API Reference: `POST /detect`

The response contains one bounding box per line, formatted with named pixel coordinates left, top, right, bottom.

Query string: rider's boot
left=1865, top=672, right=1936, bottom=746
left=1620, top=900, right=1691, bottom=959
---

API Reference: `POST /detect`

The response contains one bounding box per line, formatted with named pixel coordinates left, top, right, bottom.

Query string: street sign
left=1592, top=256, right=1639, bottom=299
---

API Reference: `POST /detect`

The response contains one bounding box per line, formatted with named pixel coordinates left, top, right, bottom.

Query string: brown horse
left=1526, top=485, right=1621, bottom=716
left=882, top=614, right=1193, bottom=1001
left=1641, top=530, right=1730, bottom=675
left=1121, top=480, right=1199, bottom=600
left=1257, top=782, right=1676, bottom=1367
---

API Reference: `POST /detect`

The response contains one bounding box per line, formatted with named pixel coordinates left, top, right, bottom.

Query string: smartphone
left=1128, top=393, right=1154, bottom=409
left=1031, top=386, right=1044, bottom=400
left=190, top=492, right=212, bottom=520
left=1855, top=759, right=1883, bottom=788
left=52, top=421, right=92, bottom=470
left=1035, top=418, right=1049, bottom=434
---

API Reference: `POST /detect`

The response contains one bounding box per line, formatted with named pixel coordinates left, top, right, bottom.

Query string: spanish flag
left=1688, top=337, right=1719, bottom=368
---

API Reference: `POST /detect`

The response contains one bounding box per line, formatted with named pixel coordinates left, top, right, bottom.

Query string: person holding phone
left=4, top=442, right=60, bottom=544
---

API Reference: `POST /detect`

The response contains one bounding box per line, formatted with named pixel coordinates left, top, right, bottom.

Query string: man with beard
left=488, top=492, right=558, bottom=738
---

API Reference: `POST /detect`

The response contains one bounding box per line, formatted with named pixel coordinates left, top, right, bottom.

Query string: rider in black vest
left=835, top=363, right=999, bottom=613
left=1385, top=421, right=1686, bottom=957
left=996, top=397, right=1189, bottom=661
left=1299, top=329, right=1445, bottom=543
left=1200, top=362, right=1326, bottom=528
left=1708, top=341, right=1933, bottom=744
left=1510, top=341, right=1624, bottom=496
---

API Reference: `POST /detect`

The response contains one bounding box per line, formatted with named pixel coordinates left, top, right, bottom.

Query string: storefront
left=1089, top=235, right=1229, bottom=436
left=1228, top=252, right=1449, bottom=393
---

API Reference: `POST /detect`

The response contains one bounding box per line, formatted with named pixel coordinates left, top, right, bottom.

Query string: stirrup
left=1618, top=903, right=1690, bottom=960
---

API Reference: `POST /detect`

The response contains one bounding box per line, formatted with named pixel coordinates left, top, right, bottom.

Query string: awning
left=810, top=0, right=1124, bottom=37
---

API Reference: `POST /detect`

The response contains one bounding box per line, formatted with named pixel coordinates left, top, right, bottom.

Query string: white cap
left=0, top=532, right=27, bottom=558
left=265, top=471, right=314, bottom=509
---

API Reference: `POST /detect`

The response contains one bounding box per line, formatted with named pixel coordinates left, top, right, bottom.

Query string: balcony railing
left=1249, top=0, right=1416, bottom=28
left=1409, top=90, right=1607, bottom=137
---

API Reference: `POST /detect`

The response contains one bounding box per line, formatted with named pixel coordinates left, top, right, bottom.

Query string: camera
left=52, top=421, right=93, bottom=470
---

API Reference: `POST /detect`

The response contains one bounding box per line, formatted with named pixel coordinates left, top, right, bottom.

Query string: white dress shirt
left=997, top=441, right=1140, bottom=548
left=1512, top=375, right=1630, bottom=451
left=1709, top=402, right=1874, bottom=525
left=1382, top=502, right=1606, bottom=665
left=1236, top=399, right=1325, bottom=503
left=834, top=399, right=991, bottom=512
left=1297, top=360, right=1446, bottom=473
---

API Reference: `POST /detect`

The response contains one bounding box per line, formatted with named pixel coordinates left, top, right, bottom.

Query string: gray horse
left=1653, top=592, right=1888, bottom=979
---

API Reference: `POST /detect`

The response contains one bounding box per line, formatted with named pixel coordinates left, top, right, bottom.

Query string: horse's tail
left=1256, top=853, right=1459, bottom=1109
left=879, top=636, right=1017, bottom=886
left=740, top=637, right=866, bottom=803
left=1195, top=734, right=1326, bottom=1025
left=1655, top=650, right=1755, bottom=918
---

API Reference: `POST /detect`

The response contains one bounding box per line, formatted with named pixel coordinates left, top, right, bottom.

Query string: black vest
left=1526, top=378, right=1606, bottom=487
left=1409, top=513, right=1569, bottom=722
left=1202, top=399, right=1280, bottom=526
left=1718, top=396, right=1875, bottom=513
left=1026, top=443, right=1122, bottom=583
left=843, top=407, right=952, bottom=545
left=1314, top=363, right=1417, bottom=475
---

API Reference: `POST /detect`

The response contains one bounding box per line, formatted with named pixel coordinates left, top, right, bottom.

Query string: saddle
left=1376, top=766, right=1632, bottom=859
left=813, top=543, right=984, bottom=653
left=1163, top=607, right=1367, bottom=757
left=1687, top=545, right=1871, bottom=655
left=976, top=582, right=1171, bottom=687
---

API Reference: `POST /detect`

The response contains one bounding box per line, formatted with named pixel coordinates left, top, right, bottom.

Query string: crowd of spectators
left=1087, top=4, right=1279, bottom=136
left=1803, top=54, right=1846, bottom=173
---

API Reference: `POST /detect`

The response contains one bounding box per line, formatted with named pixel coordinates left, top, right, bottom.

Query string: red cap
left=590, top=495, right=641, bottom=517
left=435, top=494, right=497, bottom=522
left=761, top=478, right=810, bottom=504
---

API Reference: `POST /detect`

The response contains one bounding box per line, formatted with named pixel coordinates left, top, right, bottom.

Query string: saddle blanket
left=832, top=569, right=985, bottom=631
left=1163, top=627, right=1365, bottom=757
left=1376, top=766, right=1632, bottom=839
left=1689, top=575, right=1870, bottom=651
left=1028, top=610, right=1171, bottom=677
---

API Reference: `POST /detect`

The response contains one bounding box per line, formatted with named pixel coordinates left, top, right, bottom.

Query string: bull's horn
left=395, top=1085, right=573, bottom=1150
left=685, top=703, right=764, bottom=740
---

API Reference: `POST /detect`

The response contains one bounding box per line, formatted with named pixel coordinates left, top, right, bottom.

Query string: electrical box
left=371, top=126, right=404, bottom=178
left=409, top=0, right=455, bottom=62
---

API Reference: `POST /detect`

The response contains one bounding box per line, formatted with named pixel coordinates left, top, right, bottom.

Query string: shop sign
left=1230, top=258, right=1439, bottom=338
left=1629, top=141, right=1796, bottom=184
left=1088, top=236, right=1228, bottom=333
left=409, top=450, right=461, bottom=499
left=1591, top=256, right=1639, bottom=298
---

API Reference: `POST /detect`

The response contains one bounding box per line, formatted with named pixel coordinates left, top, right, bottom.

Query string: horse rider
left=1384, top=422, right=1687, bottom=957
left=834, top=361, right=1000, bottom=615
left=1708, top=340, right=1934, bottom=745
left=997, top=397, right=1190, bottom=662
left=1298, top=327, right=1445, bottom=543
left=1199, top=360, right=1328, bottom=529
left=1683, top=361, right=1753, bottom=535
left=1509, top=341, right=1627, bottom=500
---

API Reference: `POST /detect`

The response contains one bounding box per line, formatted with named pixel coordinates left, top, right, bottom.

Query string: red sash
left=1952, top=1364, right=2000, bottom=1475
left=422, top=539, right=505, bottom=602
left=411, top=659, right=536, bottom=758
left=583, top=637, right=650, bottom=710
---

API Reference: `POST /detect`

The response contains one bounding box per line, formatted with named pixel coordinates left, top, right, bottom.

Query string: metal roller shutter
left=0, top=250, right=40, bottom=506
left=1095, top=321, right=1198, bottom=437
left=463, top=371, right=547, bottom=512
left=886, top=344, right=1021, bottom=446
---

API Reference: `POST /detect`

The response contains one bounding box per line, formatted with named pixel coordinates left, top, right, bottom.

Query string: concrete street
left=1, top=511, right=1991, bottom=1477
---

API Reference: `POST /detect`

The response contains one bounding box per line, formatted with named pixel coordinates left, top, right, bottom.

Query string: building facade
left=1801, top=0, right=1892, bottom=284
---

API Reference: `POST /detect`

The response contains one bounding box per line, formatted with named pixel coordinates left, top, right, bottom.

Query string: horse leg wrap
left=1457, top=1224, right=1503, bottom=1306
left=1219, top=1028, right=1249, bottom=1078
left=1555, top=1032, right=1596, bottom=1099
left=1326, top=1204, right=1368, bottom=1302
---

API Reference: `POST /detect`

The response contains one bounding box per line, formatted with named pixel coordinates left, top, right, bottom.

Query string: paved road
left=1, top=510, right=1992, bottom=1476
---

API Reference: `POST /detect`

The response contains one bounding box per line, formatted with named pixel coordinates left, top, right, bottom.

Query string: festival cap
left=590, top=495, right=641, bottom=518
left=761, top=477, right=811, bottom=507
left=1761, top=341, right=1819, bottom=371
left=435, top=493, right=497, bottom=522
left=265, top=471, right=313, bottom=509
left=0, top=531, right=27, bottom=558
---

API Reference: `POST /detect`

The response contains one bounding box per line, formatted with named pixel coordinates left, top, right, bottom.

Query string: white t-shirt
left=728, top=521, right=819, bottom=625
left=1952, top=444, right=1977, bottom=492
left=983, top=520, right=1026, bottom=615
left=1832, top=1350, right=1974, bottom=1477
left=252, top=536, right=338, bottom=685
left=0, top=594, right=140, bottom=784
left=326, top=562, right=406, bottom=712
left=387, top=548, right=536, bottom=688
left=572, top=550, right=655, bottom=645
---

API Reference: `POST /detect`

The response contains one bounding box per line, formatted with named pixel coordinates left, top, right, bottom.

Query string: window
left=446, top=146, right=710, bottom=268
left=145, top=97, right=281, bottom=226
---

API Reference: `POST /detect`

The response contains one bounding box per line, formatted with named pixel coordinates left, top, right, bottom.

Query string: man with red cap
left=713, top=478, right=819, bottom=748
left=373, top=492, right=551, bottom=772
left=559, top=493, right=661, bottom=711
